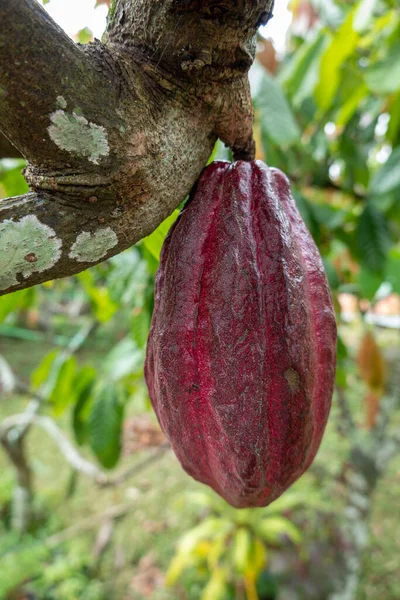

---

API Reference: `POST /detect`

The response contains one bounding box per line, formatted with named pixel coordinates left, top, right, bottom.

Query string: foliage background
left=0, top=0, right=399, bottom=599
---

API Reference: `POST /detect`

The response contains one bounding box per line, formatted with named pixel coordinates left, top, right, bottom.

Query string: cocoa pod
left=145, top=161, right=337, bottom=508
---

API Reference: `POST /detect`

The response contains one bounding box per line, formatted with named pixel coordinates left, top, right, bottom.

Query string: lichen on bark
left=48, top=108, right=110, bottom=165
left=0, top=215, right=62, bottom=290
left=69, top=228, right=118, bottom=262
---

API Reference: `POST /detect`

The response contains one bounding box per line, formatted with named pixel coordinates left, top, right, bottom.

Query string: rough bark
left=0, top=0, right=273, bottom=295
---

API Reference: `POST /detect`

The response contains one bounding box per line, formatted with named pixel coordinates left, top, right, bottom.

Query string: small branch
left=0, top=413, right=104, bottom=479
left=0, top=427, right=34, bottom=532
left=0, top=354, right=16, bottom=394
left=1, top=411, right=170, bottom=488
left=99, top=443, right=170, bottom=488
left=45, top=502, right=133, bottom=548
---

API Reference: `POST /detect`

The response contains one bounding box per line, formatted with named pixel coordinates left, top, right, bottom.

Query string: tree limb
left=0, top=428, right=33, bottom=532
left=1, top=412, right=105, bottom=478
left=1, top=410, right=170, bottom=488
left=0, top=0, right=122, bottom=167
left=0, top=0, right=273, bottom=296
left=99, top=443, right=170, bottom=488
left=45, top=502, right=134, bottom=548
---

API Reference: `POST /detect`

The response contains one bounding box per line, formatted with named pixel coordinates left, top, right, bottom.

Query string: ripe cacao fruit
left=145, top=161, right=336, bottom=508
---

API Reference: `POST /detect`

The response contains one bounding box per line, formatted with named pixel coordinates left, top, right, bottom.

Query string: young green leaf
left=89, top=384, right=124, bottom=469
left=72, top=367, right=97, bottom=446
left=369, top=146, right=400, bottom=196
left=315, top=9, right=359, bottom=111
left=142, top=210, right=180, bottom=262
left=254, top=68, right=301, bottom=146
left=365, top=44, right=400, bottom=95
left=356, top=203, right=390, bottom=273
left=256, top=517, right=302, bottom=546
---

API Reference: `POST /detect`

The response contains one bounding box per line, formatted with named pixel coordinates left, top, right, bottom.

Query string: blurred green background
left=0, top=0, right=399, bottom=598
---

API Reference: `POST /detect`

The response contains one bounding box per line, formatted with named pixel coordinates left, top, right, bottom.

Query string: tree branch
left=0, top=0, right=273, bottom=296
left=1, top=411, right=170, bottom=489
left=45, top=502, right=134, bottom=548
left=0, top=428, right=33, bottom=532
left=0, top=0, right=121, bottom=166
left=99, top=443, right=170, bottom=488
left=1, top=412, right=104, bottom=478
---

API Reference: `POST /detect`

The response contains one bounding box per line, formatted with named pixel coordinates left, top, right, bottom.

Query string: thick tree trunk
left=0, top=0, right=273, bottom=295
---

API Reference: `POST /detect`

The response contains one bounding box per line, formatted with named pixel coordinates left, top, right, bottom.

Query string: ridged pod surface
left=145, top=161, right=337, bottom=508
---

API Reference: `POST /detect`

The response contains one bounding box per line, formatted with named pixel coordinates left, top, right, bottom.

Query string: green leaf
left=232, top=530, right=266, bottom=578
left=385, top=247, right=400, bottom=294
left=89, top=384, right=124, bottom=469
left=279, top=31, right=328, bottom=107
left=232, top=528, right=252, bottom=574
left=357, top=266, right=382, bottom=300
left=256, top=517, right=302, bottom=546
left=309, top=203, right=347, bottom=230
left=0, top=288, right=35, bottom=323
left=254, top=68, right=301, bottom=147
left=207, top=536, right=227, bottom=569
left=337, top=335, right=348, bottom=361
left=201, top=569, right=228, bottom=600
left=49, top=355, right=77, bottom=415
left=178, top=518, right=232, bottom=555
left=78, top=271, right=118, bottom=323
left=72, top=367, right=96, bottom=446
left=335, top=83, right=368, bottom=128
left=76, top=27, right=93, bottom=44
left=103, top=337, right=143, bottom=382
left=356, top=204, right=390, bottom=273
left=0, top=160, right=29, bottom=198
left=369, top=146, right=400, bottom=196
left=387, top=93, right=400, bottom=144
left=336, top=365, right=348, bottom=388
left=166, top=552, right=193, bottom=586
left=315, top=10, right=359, bottom=111
left=248, top=538, right=267, bottom=578
left=31, top=349, right=60, bottom=391
left=31, top=349, right=78, bottom=414
left=263, top=491, right=308, bottom=514
left=142, top=210, right=180, bottom=262
left=365, top=44, right=400, bottom=94
left=322, top=258, right=340, bottom=290
left=131, top=309, right=151, bottom=348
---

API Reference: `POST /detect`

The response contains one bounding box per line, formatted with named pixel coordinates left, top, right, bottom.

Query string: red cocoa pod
left=145, top=161, right=337, bottom=508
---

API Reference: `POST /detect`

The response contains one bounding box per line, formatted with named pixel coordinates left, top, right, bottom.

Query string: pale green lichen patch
left=48, top=108, right=109, bottom=164
left=56, top=95, right=67, bottom=109
left=69, top=227, right=118, bottom=262
left=0, top=216, right=62, bottom=290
